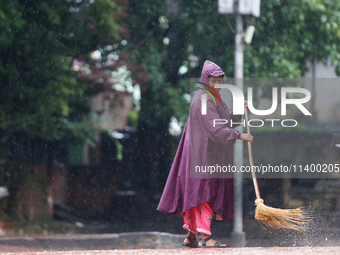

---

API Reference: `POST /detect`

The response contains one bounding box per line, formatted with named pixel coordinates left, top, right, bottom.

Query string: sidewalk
left=0, top=232, right=185, bottom=251
left=1, top=247, right=340, bottom=255
left=1, top=209, right=340, bottom=253
left=0, top=229, right=340, bottom=252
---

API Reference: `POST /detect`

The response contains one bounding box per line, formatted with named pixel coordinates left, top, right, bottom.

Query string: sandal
left=182, top=235, right=198, bottom=248
left=198, top=236, right=227, bottom=248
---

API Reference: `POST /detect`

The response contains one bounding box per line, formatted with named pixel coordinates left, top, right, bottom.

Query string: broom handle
left=244, top=106, right=261, bottom=200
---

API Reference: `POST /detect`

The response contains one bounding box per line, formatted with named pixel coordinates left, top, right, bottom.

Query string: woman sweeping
left=157, top=60, right=253, bottom=248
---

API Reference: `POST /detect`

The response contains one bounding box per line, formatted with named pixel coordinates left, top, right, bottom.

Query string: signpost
left=218, top=0, right=261, bottom=247
left=219, top=0, right=260, bottom=17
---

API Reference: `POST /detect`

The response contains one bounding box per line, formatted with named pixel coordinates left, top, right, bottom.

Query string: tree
left=0, top=0, right=124, bottom=145
left=0, top=0, right=126, bottom=222
left=126, top=0, right=340, bottom=195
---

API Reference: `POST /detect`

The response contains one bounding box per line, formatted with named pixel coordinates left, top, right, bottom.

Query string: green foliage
left=128, top=0, right=340, bottom=124
left=126, top=1, right=340, bottom=193
left=114, top=138, right=123, bottom=161
left=0, top=0, right=122, bottom=144
left=245, top=0, right=340, bottom=78
left=0, top=1, right=124, bottom=221
left=128, top=110, right=139, bottom=127
left=127, top=0, right=187, bottom=126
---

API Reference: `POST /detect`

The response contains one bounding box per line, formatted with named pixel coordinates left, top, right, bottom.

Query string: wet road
left=1, top=247, right=340, bottom=255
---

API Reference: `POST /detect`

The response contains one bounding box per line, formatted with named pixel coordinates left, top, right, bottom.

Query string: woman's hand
left=244, top=101, right=250, bottom=113
left=240, top=133, right=254, bottom=143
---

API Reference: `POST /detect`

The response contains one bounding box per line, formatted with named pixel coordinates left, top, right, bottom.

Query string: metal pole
left=311, top=59, right=316, bottom=118
left=231, top=13, right=246, bottom=247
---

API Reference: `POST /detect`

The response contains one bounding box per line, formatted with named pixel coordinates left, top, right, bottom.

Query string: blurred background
left=0, top=0, right=340, bottom=247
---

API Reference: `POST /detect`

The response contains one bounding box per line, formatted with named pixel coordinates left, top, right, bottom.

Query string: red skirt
left=183, top=202, right=213, bottom=236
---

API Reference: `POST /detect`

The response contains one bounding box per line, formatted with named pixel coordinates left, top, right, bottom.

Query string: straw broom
left=244, top=106, right=310, bottom=231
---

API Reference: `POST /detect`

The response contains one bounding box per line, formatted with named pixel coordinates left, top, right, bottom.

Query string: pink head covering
left=200, top=60, right=225, bottom=85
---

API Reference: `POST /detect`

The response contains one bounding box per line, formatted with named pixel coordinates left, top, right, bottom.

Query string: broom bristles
left=254, top=199, right=311, bottom=231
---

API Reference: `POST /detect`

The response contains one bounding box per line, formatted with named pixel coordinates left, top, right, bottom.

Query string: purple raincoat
left=157, top=60, right=242, bottom=221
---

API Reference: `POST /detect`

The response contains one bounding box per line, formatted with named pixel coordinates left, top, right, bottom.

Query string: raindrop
left=90, top=50, right=101, bottom=60
left=104, top=45, right=113, bottom=51
left=163, top=37, right=170, bottom=45
left=75, top=222, right=84, bottom=227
